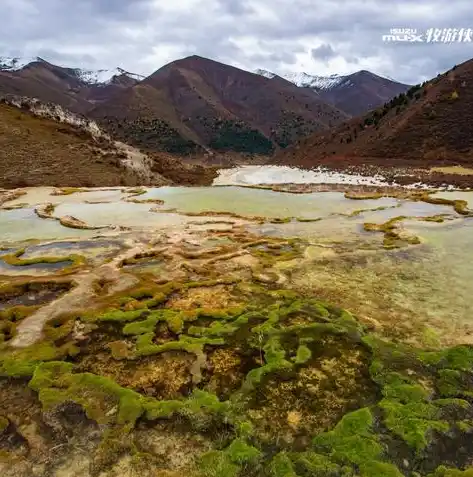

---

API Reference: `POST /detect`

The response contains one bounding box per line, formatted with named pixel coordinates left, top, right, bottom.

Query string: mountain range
left=0, top=55, right=410, bottom=155
left=254, top=68, right=411, bottom=116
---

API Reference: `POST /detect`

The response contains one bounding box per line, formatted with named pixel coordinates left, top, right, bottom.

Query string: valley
left=1, top=48, right=473, bottom=477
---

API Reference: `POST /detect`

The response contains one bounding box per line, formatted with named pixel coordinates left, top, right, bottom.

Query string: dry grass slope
left=0, top=99, right=218, bottom=188
left=275, top=58, right=473, bottom=170
left=0, top=101, right=145, bottom=188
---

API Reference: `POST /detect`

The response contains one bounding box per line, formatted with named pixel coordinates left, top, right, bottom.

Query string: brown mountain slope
left=90, top=55, right=349, bottom=155
left=0, top=96, right=216, bottom=188
left=275, top=59, right=473, bottom=170
left=315, top=70, right=411, bottom=116
left=0, top=59, right=140, bottom=114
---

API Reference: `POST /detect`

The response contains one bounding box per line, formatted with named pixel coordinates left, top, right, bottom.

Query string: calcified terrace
left=1, top=179, right=473, bottom=477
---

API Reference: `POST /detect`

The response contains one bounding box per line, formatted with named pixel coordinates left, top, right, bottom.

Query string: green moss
left=268, top=290, right=300, bottom=301
left=142, top=399, right=184, bottom=420
left=361, top=461, right=405, bottom=477
left=293, top=452, right=339, bottom=476
left=0, top=305, right=38, bottom=322
left=424, top=215, right=447, bottom=223
left=30, top=362, right=145, bottom=426
left=381, top=372, right=429, bottom=402
left=43, top=315, right=75, bottom=341
left=225, top=438, right=262, bottom=465
left=242, top=335, right=292, bottom=392
left=94, top=309, right=147, bottom=323
left=188, top=321, right=238, bottom=338
left=0, top=341, right=78, bottom=378
left=457, top=420, right=473, bottom=432
left=144, top=390, right=231, bottom=433
left=198, top=451, right=240, bottom=477
left=350, top=205, right=393, bottom=217
left=345, top=191, right=386, bottom=200
left=364, top=336, right=470, bottom=451
left=135, top=333, right=224, bottom=357
left=235, top=420, right=254, bottom=439
left=362, top=216, right=421, bottom=249
left=294, top=344, right=312, bottom=364
left=52, top=187, right=84, bottom=196
left=127, top=188, right=146, bottom=196
left=434, top=399, right=470, bottom=409
left=379, top=398, right=449, bottom=451
left=269, top=452, right=298, bottom=477
left=312, top=408, right=403, bottom=476
left=128, top=288, right=155, bottom=300
left=443, top=346, right=473, bottom=371
left=1, top=248, right=86, bottom=271
left=122, top=312, right=170, bottom=335
left=295, top=217, right=322, bottom=223
left=122, top=307, right=241, bottom=337
left=421, top=193, right=472, bottom=216
left=437, top=369, right=464, bottom=397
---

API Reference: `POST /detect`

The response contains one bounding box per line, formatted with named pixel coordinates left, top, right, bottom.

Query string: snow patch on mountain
left=73, top=67, right=145, bottom=85
left=254, top=68, right=349, bottom=90
left=254, top=68, right=277, bottom=79
left=282, top=72, right=346, bottom=90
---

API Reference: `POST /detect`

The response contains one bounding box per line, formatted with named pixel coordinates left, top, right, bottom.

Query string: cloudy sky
left=2, top=0, right=473, bottom=84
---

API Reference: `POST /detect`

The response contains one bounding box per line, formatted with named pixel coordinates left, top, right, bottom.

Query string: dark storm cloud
left=311, top=44, right=337, bottom=61
left=1, top=0, right=473, bottom=83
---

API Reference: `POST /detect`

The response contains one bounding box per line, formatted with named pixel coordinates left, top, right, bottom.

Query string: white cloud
left=1, top=0, right=472, bottom=83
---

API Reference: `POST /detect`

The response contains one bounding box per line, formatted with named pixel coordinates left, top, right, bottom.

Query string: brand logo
left=382, top=28, right=473, bottom=43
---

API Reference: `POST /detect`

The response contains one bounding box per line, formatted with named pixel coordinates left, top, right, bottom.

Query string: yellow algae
left=430, top=166, right=473, bottom=176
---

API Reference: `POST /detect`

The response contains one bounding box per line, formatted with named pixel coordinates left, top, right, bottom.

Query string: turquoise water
left=0, top=208, right=95, bottom=245
left=433, top=190, right=473, bottom=209
left=141, top=187, right=398, bottom=219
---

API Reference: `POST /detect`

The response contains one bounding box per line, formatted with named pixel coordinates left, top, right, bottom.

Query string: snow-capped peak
left=73, top=67, right=145, bottom=85
left=0, top=56, right=43, bottom=71
left=282, top=72, right=346, bottom=90
left=254, top=68, right=351, bottom=90
left=254, top=68, right=277, bottom=79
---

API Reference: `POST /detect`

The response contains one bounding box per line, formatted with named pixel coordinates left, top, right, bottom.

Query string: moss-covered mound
left=1, top=273, right=473, bottom=476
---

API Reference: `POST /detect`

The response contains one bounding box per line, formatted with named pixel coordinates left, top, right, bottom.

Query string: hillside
left=255, top=69, right=411, bottom=116
left=89, top=55, right=349, bottom=155
left=274, top=59, right=473, bottom=172
left=314, top=70, right=411, bottom=117
left=0, top=96, right=216, bottom=188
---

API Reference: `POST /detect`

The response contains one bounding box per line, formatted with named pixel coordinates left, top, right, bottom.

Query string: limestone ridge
left=2, top=95, right=107, bottom=139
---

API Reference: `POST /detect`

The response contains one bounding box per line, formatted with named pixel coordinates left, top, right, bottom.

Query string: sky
left=1, top=0, right=473, bottom=84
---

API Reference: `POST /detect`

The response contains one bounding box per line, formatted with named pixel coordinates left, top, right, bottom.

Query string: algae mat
left=1, top=185, right=473, bottom=477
